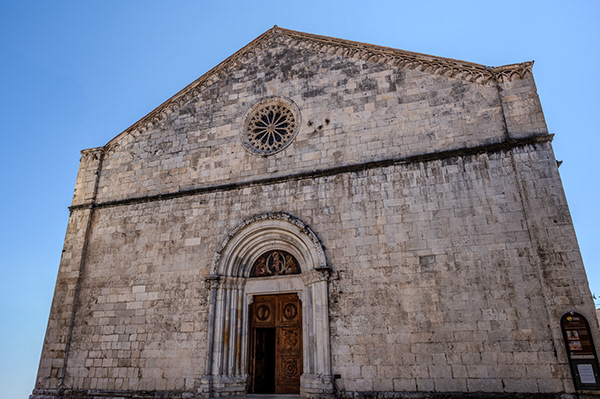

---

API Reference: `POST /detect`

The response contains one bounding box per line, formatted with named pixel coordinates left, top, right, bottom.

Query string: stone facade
left=31, top=27, right=599, bottom=398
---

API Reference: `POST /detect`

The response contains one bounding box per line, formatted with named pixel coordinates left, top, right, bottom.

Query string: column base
left=199, top=374, right=249, bottom=398
left=300, top=374, right=335, bottom=399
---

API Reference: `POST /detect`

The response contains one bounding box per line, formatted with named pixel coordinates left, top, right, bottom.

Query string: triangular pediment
left=105, top=26, right=533, bottom=152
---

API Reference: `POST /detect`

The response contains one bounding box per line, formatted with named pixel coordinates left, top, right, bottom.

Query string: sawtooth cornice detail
left=493, top=61, right=535, bottom=82
left=105, top=26, right=533, bottom=153
left=275, top=28, right=532, bottom=85
left=80, top=147, right=104, bottom=161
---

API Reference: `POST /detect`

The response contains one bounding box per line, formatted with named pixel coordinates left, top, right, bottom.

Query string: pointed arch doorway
left=200, top=213, right=334, bottom=398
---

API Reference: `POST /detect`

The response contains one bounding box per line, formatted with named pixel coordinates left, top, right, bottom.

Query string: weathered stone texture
left=34, top=208, right=93, bottom=395
left=97, top=39, right=513, bottom=204
left=498, top=74, right=548, bottom=139
left=32, top=27, right=598, bottom=399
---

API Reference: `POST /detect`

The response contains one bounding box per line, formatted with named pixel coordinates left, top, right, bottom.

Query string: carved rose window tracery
left=241, top=97, right=300, bottom=155
left=248, top=104, right=295, bottom=150
left=250, top=250, right=301, bottom=277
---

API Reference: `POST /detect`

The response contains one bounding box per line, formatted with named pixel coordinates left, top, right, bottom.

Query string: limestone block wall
left=33, top=209, right=94, bottom=396
left=511, top=144, right=594, bottom=315
left=63, top=202, right=211, bottom=392
left=42, top=141, right=595, bottom=396
left=33, top=28, right=593, bottom=399
left=72, top=148, right=104, bottom=207
left=34, top=148, right=103, bottom=397
left=497, top=72, right=548, bottom=139
left=95, top=37, right=543, bottom=204
left=324, top=143, right=594, bottom=395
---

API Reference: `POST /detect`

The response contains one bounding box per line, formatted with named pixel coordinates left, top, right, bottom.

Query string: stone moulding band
left=276, top=27, right=532, bottom=85
left=80, top=147, right=104, bottom=161
left=69, top=134, right=554, bottom=212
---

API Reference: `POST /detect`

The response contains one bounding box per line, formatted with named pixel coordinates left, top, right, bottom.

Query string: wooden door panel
left=250, top=293, right=301, bottom=395
left=251, top=296, right=276, bottom=328
left=278, top=295, right=301, bottom=326
left=275, top=294, right=302, bottom=394
left=279, top=328, right=301, bottom=351
left=276, top=356, right=301, bottom=394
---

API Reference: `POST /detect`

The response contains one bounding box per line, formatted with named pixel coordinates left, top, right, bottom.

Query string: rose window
left=241, top=97, right=300, bottom=155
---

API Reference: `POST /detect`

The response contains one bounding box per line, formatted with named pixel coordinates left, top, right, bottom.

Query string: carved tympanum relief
left=250, top=250, right=301, bottom=277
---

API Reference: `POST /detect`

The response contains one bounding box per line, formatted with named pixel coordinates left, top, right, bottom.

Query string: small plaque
left=578, top=363, right=597, bottom=384
left=561, top=312, right=600, bottom=390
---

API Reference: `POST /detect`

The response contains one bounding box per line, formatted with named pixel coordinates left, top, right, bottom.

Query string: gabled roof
left=105, top=26, right=533, bottom=153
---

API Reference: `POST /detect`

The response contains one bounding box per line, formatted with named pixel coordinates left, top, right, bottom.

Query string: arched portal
left=200, top=213, right=334, bottom=398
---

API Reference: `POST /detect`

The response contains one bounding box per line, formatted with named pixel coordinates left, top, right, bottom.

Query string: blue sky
left=1, top=1, right=598, bottom=398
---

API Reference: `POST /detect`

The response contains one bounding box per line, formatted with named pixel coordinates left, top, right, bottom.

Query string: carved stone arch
left=201, top=213, right=333, bottom=398
left=211, top=212, right=327, bottom=278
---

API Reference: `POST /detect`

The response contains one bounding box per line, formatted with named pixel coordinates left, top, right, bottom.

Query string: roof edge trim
left=105, top=27, right=279, bottom=151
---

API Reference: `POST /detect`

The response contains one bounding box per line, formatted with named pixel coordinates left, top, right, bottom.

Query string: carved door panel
left=250, top=293, right=302, bottom=394
left=275, top=294, right=302, bottom=394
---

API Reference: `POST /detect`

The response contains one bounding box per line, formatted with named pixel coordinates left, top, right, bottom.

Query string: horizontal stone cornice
left=69, top=134, right=553, bottom=212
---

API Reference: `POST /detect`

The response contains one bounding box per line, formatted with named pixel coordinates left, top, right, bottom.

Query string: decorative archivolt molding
left=203, top=212, right=333, bottom=396
left=103, top=26, right=533, bottom=154
left=210, top=212, right=328, bottom=278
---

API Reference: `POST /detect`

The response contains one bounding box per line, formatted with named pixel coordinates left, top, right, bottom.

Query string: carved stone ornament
left=241, top=97, right=301, bottom=156
left=210, top=212, right=327, bottom=277
left=250, top=250, right=301, bottom=277
left=204, top=212, right=333, bottom=397
left=80, top=147, right=104, bottom=162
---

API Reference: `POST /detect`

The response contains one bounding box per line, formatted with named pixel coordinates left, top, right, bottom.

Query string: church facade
left=31, top=27, right=599, bottom=398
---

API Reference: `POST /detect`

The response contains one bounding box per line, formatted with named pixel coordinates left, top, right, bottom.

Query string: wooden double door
left=249, top=293, right=302, bottom=394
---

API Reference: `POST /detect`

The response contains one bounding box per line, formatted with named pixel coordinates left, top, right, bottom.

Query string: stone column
left=301, top=268, right=334, bottom=398
left=203, top=276, right=220, bottom=380
left=201, top=277, right=248, bottom=397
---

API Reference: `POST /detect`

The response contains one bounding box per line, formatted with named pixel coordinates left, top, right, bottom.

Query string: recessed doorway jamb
left=200, top=213, right=333, bottom=398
